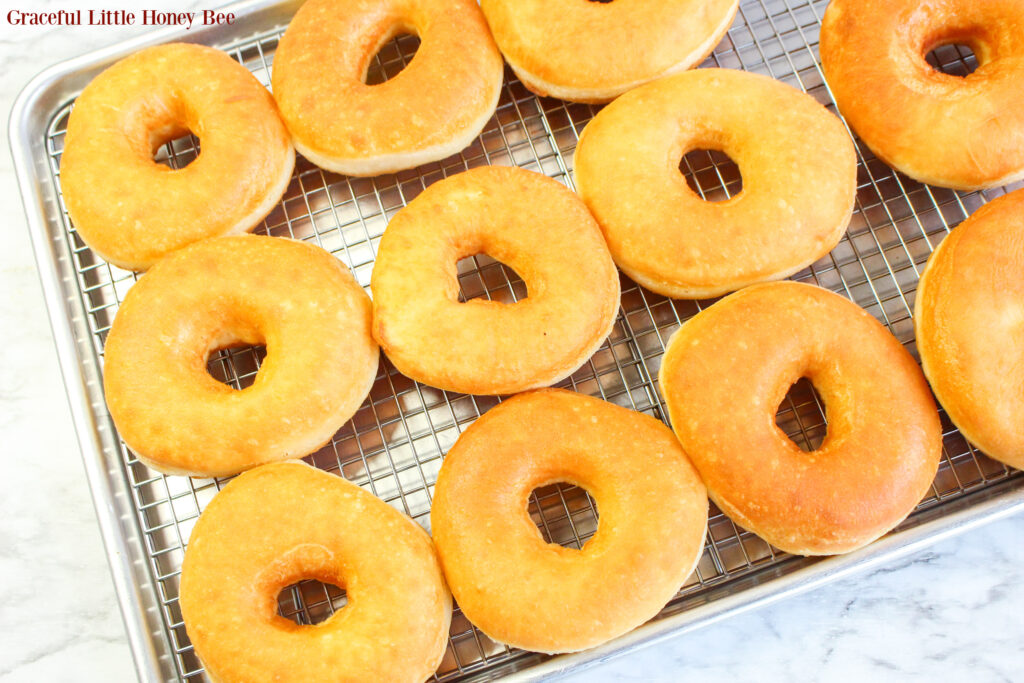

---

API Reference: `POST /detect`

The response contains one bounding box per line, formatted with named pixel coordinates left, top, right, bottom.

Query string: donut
left=820, top=0, right=1024, bottom=190
left=479, top=0, right=738, bottom=103
left=370, top=166, right=620, bottom=395
left=659, top=282, right=942, bottom=555
left=181, top=461, right=451, bottom=683
left=60, top=43, right=294, bottom=271
left=431, top=389, right=708, bottom=653
left=915, top=190, right=1024, bottom=469
left=574, top=68, right=857, bottom=299
left=272, top=0, right=503, bottom=176
left=103, top=235, right=378, bottom=477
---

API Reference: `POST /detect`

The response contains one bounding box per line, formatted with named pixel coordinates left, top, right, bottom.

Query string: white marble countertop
left=1, top=3, right=1022, bottom=682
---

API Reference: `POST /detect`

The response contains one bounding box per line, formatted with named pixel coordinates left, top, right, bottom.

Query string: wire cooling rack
left=32, top=0, right=1021, bottom=680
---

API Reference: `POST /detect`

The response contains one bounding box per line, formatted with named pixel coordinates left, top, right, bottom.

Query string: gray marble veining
left=1, top=2, right=1022, bottom=681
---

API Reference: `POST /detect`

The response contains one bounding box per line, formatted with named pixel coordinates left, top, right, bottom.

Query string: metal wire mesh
left=40, top=0, right=1021, bottom=679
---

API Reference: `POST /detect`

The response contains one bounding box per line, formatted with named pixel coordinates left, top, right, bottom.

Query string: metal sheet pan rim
left=10, top=64, right=166, bottom=682
left=9, top=0, right=1024, bottom=679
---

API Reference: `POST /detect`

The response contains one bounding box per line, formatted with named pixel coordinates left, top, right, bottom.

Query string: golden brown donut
left=574, top=68, right=857, bottom=299
left=821, top=0, right=1024, bottom=190
left=60, top=43, right=294, bottom=271
left=272, top=0, right=503, bottom=176
left=432, top=389, right=708, bottom=653
left=181, top=461, right=451, bottom=683
left=915, top=190, right=1024, bottom=469
left=371, top=166, right=620, bottom=395
left=660, top=282, right=942, bottom=555
left=103, top=235, right=378, bottom=477
left=479, top=0, right=738, bottom=103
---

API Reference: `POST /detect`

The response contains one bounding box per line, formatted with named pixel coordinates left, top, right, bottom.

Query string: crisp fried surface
left=481, top=0, right=738, bottom=102
left=272, top=0, right=503, bottom=175
left=432, top=389, right=708, bottom=653
left=61, top=43, right=294, bottom=270
left=371, top=166, right=620, bottom=395
left=821, top=0, right=1024, bottom=190
left=916, top=189, right=1024, bottom=469
left=575, top=69, right=857, bottom=299
left=660, top=282, right=942, bottom=555
left=181, top=462, right=452, bottom=683
left=103, top=235, right=378, bottom=477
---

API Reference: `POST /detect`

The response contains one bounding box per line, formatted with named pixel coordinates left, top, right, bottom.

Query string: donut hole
left=150, top=124, right=201, bottom=170
left=926, top=43, right=979, bottom=77
left=206, top=343, right=267, bottom=390
left=457, top=254, right=528, bottom=304
left=528, top=481, right=599, bottom=549
left=364, top=31, right=420, bottom=85
left=680, top=148, right=743, bottom=202
left=774, top=377, right=828, bottom=452
left=276, top=579, right=348, bottom=626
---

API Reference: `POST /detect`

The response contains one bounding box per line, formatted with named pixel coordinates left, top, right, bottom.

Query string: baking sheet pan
left=10, top=0, right=1024, bottom=680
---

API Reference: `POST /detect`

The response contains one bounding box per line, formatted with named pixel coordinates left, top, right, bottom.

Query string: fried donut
left=272, top=0, right=503, bottom=176
left=821, top=0, right=1024, bottom=190
left=660, top=282, right=942, bottom=555
left=181, top=461, right=451, bottom=683
left=371, top=166, right=620, bottom=395
left=916, top=190, right=1024, bottom=469
left=60, top=43, right=294, bottom=271
left=432, top=389, right=708, bottom=653
left=103, top=235, right=378, bottom=477
left=479, top=0, right=738, bottom=103
left=574, top=69, right=857, bottom=299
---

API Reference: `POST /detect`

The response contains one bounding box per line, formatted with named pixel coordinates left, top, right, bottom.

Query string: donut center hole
left=775, top=377, right=828, bottom=452
left=206, top=343, right=267, bottom=390
left=926, top=43, right=979, bottom=77
left=680, top=148, right=743, bottom=202
left=528, top=481, right=599, bottom=550
left=276, top=579, right=347, bottom=626
left=364, top=30, right=420, bottom=85
left=457, top=254, right=528, bottom=304
left=150, top=124, right=200, bottom=169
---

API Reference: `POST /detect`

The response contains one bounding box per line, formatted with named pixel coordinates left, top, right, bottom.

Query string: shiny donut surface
left=431, top=389, right=708, bottom=653
left=480, top=0, right=738, bottom=102
left=660, top=282, right=942, bottom=555
left=272, top=0, right=503, bottom=175
left=61, top=43, right=294, bottom=271
left=371, top=166, right=620, bottom=395
left=180, top=461, right=451, bottom=683
left=574, top=68, right=856, bottom=299
left=103, top=235, right=378, bottom=477
left=916, top=189, right=1024, bottom=469
left=821, top=0, right=1024, bottom=190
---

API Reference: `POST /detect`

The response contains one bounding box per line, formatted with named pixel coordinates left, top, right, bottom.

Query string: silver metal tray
left=10, top=0, right=1024, bottom=680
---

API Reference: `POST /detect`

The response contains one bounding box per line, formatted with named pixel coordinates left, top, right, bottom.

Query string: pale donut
left=272, top=0, right=503, bottom=176
left=103, top=235, right=378, bottom=477
left=821, top=0, right=1024, bottom=190
left=371, top=166, right=620, bottom=395
left=574, top=68, right=857, bottom=299
left=659, top=282, right=942, bottom=555
left=60, top=43, right=294, bottom=271
left=431, top=389, right=708, bottom=653
left=180, top=461, right=451, bottom=683
left=479, top=0, right=738, bottom=103
left=915, top=189, right=1024, bottom=469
